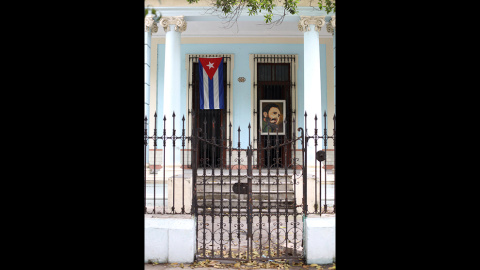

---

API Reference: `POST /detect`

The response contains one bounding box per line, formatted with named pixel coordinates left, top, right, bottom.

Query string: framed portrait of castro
left=259, top=100, right=286, bottom=135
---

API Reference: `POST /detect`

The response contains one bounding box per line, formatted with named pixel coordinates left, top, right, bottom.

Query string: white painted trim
left=153, top=37, right=331, bottom=44
left=151, top=20, right=334, bottom=38
left=180, top=37, right=304, bottom=44
left=153, top=6, right=332, bottom=19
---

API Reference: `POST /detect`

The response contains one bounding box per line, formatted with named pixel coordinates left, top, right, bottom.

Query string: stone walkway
left=145, top=261, right=335, bottom=270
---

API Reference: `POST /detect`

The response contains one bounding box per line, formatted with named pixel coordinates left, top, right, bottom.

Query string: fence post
left=246, top=146, right=253, bottom=261
left=333, top=114, right=336, bottom=213
left=323, top=111, right=327, bottom=213
left=191, top=112, right=197, bottom=216
left=182, top=115, right=186, bottom=214
left=144, top=115, right=148, bottom=214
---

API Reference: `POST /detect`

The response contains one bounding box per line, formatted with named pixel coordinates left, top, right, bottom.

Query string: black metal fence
left=144, top=111, right=335, bottom=261
left=144, top=112, right=192, bottom=214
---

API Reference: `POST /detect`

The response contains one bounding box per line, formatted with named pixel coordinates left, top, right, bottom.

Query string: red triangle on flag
left=199, top=57, right=223, bottom=80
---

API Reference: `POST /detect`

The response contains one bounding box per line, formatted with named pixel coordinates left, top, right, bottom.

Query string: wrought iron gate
left=192, top=116, right=306, bottom=262
left=144, top=111, right=335, bottom=262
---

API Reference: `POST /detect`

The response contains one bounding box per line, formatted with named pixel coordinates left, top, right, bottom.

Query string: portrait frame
left=259, top=100, right=286, bottom=135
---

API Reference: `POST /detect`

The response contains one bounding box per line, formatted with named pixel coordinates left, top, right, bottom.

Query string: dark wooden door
left=192, top=62, right=228, bottom=168
left=257, top=63, right=292, bottom=168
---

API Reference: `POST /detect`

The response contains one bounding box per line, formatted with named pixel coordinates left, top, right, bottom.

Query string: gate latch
left=316, top=150, right=326, bottom=162
left=232, top=182, right=250, bottom=194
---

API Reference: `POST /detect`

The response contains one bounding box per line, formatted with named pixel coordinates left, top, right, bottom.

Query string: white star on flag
left=207, top=62, right=214, bottom=69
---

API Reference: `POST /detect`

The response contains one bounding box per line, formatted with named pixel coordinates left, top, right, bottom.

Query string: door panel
left=192, top=62, right=227, bottom=168
left=257, top=63, right=292, bottom=168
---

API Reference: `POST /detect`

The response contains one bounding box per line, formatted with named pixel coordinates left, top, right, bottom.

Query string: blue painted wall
left=155, top=44, right=165, bottom=132
left=156, top=42, right=327, bottom=147
left=320, top=43, right=327, bottom=131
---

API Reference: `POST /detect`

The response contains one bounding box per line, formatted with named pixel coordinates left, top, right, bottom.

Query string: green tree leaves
left=186, top=0, right=335, bottom=25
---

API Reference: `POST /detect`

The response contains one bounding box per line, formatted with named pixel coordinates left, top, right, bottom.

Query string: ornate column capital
left=159, top=16, right=187, bottom=33
left=298, top=16, right=326, bottom=32
left=326, top=16, right=336, bottom=34
left=145, top=13, right=158, bottom=33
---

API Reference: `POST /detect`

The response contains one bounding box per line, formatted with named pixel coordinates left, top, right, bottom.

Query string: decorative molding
left=159, top=16, right=187, bottom=33
left=156, top=6, right=330, bottom=19
left=151, top=20, right=333, bottom=38
left=326, top=16, right=335, bottom=34
left=298, top=16, right=326, bottom=32
left=145, top=14, right=158, bottom=33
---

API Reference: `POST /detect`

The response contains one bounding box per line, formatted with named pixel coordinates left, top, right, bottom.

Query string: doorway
left=257, top=63, right=292, bottom=168
left=191, top=61, right=228, bottom=168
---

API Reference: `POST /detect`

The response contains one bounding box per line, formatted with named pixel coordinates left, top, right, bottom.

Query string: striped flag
left=198, top=57, right=224, bottom=109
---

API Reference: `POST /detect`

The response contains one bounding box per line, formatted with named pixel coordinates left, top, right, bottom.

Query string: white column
left=145, top=11, right=159, bottom=174
left=159, top=16, right=187, bottom=167
left=326, top=16, right=336, bottom=175
left=299, top=16, right=326, bottom=164
left=327, top=16, right=336, bottom=114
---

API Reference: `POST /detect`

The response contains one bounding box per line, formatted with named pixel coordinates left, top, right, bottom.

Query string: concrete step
left=196, top=201, right=297, bottom=212
left=197, top=177, right=296, bottom=208
left=197, top=181, right=295, bottom=193
left=197, top=184, right=293, bottom=192
left=196, top=208, right=298, bottom=214
left=197, top=198, right=295, bottom=203
left=200, top=190, right=294, bottom=194
left=198, top=180, right=294, bottom=188
left=197, top=186, right=294, bottom=193
left=196, top=198, right=296, bottom=208
left=196, top=180, right=295, bottom=185
left=197, top=193, right=295, bottom=202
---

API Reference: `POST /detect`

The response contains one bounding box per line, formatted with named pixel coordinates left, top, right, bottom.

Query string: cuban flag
left=198, top=57, right=224, bottom=109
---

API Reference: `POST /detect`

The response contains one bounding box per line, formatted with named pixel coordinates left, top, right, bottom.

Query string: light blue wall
left=180, top=43, right=304, bottom=146
left=320, top=43, right=327, bottom=131
left=156, top=44, right=165, bottom=131
left=156, top=42, right=328, bottom=147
